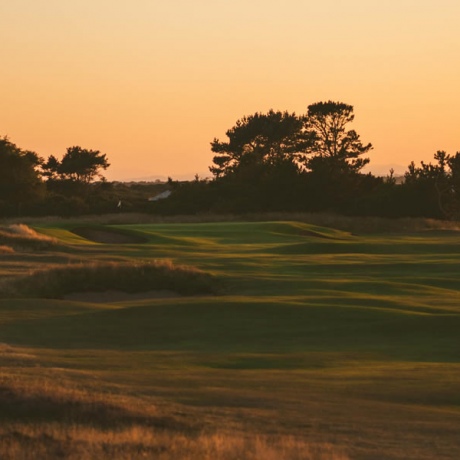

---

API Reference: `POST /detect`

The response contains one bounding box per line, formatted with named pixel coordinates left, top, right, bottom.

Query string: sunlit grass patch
left=0, top=259, right=219, bottom=299
left=0, top=245, right=14, bottom=254
left=33, top=227, right=97, bottom=245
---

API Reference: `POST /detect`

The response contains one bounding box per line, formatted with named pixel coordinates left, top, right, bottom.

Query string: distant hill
left=364, top=163, right=406, bottom=177
left=121, top=171, right=211, bottom=183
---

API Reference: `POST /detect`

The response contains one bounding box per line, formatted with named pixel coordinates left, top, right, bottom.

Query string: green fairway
left=1, top=220, right=459, bottom=459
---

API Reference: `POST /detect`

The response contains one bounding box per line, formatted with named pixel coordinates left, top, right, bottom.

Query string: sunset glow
left=1, top=0, right=459, bottom=180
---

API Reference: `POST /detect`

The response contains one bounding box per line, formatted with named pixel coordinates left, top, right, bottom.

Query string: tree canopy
left=209, top=110, right=311, bottom=178
left=42, top=146, right=110, bottom=183
left=0, top=137, right=44, bottom=208
left=209, top=102, right=372, bottom=180
left=404, top=150, right=460, bottom=219
left=304, top=101, right=372, bottom=174
left=59, top=146, right=110, bottom=183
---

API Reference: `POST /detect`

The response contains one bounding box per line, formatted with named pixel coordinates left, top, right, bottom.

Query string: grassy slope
left=1, top=221, right=460, bottom=459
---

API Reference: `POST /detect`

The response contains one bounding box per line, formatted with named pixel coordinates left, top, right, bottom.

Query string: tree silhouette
left=404, top=151, right=460, bottom=219
left=41, top=155, right=60, bottom=181
left=209, top=110, right=312, bottom=178
left=0, top=136, right=44, bottom=210
left=47, top=146, right=110, bottom=183
left=304, top=101, right=372, bottom=173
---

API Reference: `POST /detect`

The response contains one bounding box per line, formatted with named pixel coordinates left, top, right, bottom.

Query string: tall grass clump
left=0, top=224, right=57, bottom=250
left=0, top=260, right=218, bottom=299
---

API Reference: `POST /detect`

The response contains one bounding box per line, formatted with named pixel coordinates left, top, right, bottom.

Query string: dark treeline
left=155, top=102, right=460, bottom=220
left=0, top=138, right=165, bottom=217
left=1, top=100, right=460, bottom=220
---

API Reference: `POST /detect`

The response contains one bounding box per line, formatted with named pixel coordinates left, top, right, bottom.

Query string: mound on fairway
left=0, top=260, right=218, bottom=299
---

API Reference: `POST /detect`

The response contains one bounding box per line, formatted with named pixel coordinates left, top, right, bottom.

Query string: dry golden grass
left=0, top=353, right=348, bottom=460
left=0, top=425, right=349, bottom=460
left=1, top=224, right=54, bottom=240
left=0, top=245, right=14, bottom=254
left=0, top=224, right=57, bottom=250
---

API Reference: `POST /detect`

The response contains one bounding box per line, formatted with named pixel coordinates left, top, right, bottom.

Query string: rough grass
left=0, top=245, right=14, bottom=254
left=0, top=425, right=347, bottom=460
left=0, top=362, right=348, bottom=460
left=0, top=224, right=57, bottom=250
left=0, top=259, right=218, bottom=299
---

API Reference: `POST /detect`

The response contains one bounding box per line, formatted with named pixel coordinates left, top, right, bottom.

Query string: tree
left=209, top=110, right=312, bottom=178
left=403, top=150, right=460, bottom=219
left=56, top=146, right=110, bottom=183
left=304, top=101, right=372, bottom=173
left=41, top=155, right=60, bottom=181
left=206, top=103, right=378, bottom=214
left=0, top=136, right=44, bottom=212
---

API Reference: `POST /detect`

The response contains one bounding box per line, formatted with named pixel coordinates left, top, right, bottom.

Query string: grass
left=0, top=219, right=459, bottom=459
left=6, top=210, right=460, bottom=233
left=0, top=245, right=14, bottom=254
left=0, top=259, right=218, bottom=299
left=0, top=425, right=346, bottom=460
left=0, top=345, right=347, bottom=459
left=0, top=224, right=57, bottom=250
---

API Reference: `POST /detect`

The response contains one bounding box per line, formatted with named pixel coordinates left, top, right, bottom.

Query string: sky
left=1, top=0, right=459, bottom=181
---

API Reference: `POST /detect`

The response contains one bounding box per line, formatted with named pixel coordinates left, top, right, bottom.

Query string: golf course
left=0, top=218, right=459, bottom=459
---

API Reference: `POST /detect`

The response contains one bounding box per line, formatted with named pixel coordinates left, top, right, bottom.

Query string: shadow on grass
left=71, top=226, right=150, bottom=244
left=1, top=298, right=459, bottom=363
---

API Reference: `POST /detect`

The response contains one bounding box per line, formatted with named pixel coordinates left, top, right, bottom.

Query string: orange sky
left=1, top=1, right=459, bottom=180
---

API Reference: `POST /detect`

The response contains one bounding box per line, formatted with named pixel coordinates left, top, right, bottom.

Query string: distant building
left=148, top=190, right=172, bottom=202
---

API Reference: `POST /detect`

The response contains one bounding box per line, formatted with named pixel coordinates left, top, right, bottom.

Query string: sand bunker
left=71, top=227, right=147, bottom=244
